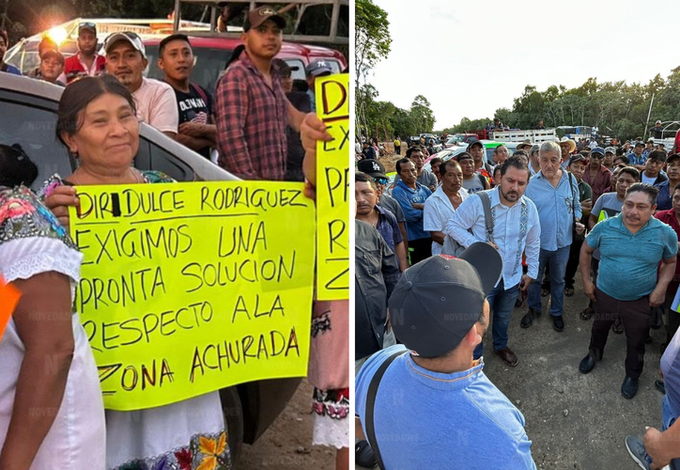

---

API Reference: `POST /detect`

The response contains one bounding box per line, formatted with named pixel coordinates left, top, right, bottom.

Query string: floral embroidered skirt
left=107, top=391, right=230, bottom=470
left=308, top=301, right=350, bottom=450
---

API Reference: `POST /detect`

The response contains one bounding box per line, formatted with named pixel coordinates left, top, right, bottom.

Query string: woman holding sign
left=43, top=76, right=230, bottom=470
left=0, top=144, right=106, bottom=469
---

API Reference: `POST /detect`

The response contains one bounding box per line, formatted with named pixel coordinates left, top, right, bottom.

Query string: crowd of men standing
left=0, top=13, right=339, bottom=183
left=355, top=133, right=680, bottom=469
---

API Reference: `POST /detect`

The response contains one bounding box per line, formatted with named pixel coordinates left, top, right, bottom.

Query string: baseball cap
left=656, top=120, right=662, bottom=124
left=356, top=159, right=387, bottom=179
left=648, top=138, right=655, bottom=143
left=78, top=21, right=97, bottom=34
left=666, top=153, right=680, bottom=165
left=635, top=141, right=645, bottom=147
left=305, top=60, right=333, bottom=77
left=243, top=6, right=286, bottom=32
left=591, top=147, right=605, bottom=156
left=530, top=144, right=540, bottom=154
left=568, top=154, right=587, bottom=165
left=273, top=58, right=294, bottom=77
left=103, top=31, right=146, bottom=58
left=455, top=152, right=473, bottom=162
left=389, top=243, right=502, bottom=358
left=468, top=139, right=484, bottom=150
left=605, top=146, right=616, bottom=154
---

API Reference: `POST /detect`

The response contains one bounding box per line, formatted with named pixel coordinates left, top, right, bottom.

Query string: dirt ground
left=238, top=379, right=337, bottom=469
left=356, top=271, right=669, bottom=470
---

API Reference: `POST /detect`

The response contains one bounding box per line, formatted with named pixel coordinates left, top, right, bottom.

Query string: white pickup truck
left=491, top=128, right=558, bottom=143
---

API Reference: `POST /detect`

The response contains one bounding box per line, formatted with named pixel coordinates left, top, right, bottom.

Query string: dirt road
left=356, top=276, right=669, bottom=470
left=238, top=379, right=336, bottom=469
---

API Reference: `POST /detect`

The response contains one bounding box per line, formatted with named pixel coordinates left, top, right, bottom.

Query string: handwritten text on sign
left=316, top=74, right=350, bottom=300
left=70, top=182, right=315, bottom=410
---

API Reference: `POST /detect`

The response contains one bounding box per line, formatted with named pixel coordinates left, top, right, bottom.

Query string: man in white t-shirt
left=640, top=150, right=668, bottom=187
left=423, top=159, right=468, bottom=256
left=103, top=32, right=178, bottom=139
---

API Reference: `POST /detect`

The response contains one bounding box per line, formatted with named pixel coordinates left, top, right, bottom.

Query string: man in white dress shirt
left=446, top=156, right=541, bottom=367
left=423, top=159, right=469, bottom=255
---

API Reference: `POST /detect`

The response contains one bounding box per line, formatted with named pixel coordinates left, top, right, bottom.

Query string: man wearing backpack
left=355, top=243, right=537, bottom=469
left=446, top=156, right=541, bottom=367
left=158, top=34, right=216, bottom=160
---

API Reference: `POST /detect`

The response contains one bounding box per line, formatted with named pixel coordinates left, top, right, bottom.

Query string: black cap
left=357, top=159, right=387, bottom=179
left=568, top=154, right=587, bottom=166
left=666, top=154, right=680, bottom=165
left=389, top=243, right=502, bottom=358
left=468, top=139, right=484, bottom=150
left=455, top=152, right=473, bottom=162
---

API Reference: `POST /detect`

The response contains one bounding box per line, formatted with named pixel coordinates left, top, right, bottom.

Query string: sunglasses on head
left=79, top=22, right=96, bottom=29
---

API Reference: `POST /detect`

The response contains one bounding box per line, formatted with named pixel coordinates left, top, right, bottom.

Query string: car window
left=285, top=59, right=306, bottom=81
left=486, top=148, right=495, bottom=165
left=145, top=45, right=233, bottom=95
left=143, top=137, right=196, bottom=182
left=0, top=94, right=72, bottom=191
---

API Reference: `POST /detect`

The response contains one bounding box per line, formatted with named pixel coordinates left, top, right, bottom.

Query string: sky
left=368, top=0, right=680, bottom=130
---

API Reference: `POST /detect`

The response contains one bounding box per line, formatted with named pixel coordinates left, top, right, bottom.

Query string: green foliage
left=434, top=70, right=680, bottom=141
left=355, top=0, right=391, bottom=87
left=356, top=85, right=436, bottom=140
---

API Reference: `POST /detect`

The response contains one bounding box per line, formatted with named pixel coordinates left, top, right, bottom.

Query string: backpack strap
left=477, top=191, right=495, bottom=243
left=190, top=83, right=210, bottom=107
left=568, top=172, right=577, bottom=218
left=365, top=350, right=407, bottom=470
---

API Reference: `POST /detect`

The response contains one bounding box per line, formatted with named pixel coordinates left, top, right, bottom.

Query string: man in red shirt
left=60, top=22, right=106, bottom=84
left=582, top=147, right=611, bottom=204
left=654, top=183, right=680, bottom=350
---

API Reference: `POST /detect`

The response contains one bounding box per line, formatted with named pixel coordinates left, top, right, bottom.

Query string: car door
left=0, top=87, right=73, bottom=191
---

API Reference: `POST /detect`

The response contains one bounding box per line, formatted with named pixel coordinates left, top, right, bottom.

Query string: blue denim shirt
left=392, top=180, right=432, bottom=240
left=657, top=180, right=673, bottom=211
left=525, top=169, right=581, bottom=251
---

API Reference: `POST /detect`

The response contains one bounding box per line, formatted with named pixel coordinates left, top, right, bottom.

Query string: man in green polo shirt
left=578, top=183, right=678, bottom=399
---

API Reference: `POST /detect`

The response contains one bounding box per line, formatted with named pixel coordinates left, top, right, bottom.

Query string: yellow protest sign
left=70, top=181, right=315, bottom=411
left=316, top=73, right=350, bottom=300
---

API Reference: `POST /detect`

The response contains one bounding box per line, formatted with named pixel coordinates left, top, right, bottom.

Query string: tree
left=355, top=0, right=391, bottom=89
left=410, top=95, right=435, bottom=132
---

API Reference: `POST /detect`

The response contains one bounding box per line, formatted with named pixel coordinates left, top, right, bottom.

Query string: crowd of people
left=355, top=134, right=680, bottom=469
left=0, top=7, right=350, bottom=470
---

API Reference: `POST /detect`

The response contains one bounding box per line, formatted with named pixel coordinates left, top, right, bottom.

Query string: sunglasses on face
left=374, top=177, right=388, bottom=185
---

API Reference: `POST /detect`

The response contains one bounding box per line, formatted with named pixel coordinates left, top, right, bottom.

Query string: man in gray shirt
left=457, top=152, right=489, bottom=194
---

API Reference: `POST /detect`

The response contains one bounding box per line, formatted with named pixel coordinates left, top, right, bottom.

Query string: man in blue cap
left=305, top=60, right=333, bottom=111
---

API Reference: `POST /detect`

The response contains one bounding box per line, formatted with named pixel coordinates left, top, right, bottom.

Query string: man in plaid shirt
left=215, top=7, right=313, bottom=180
